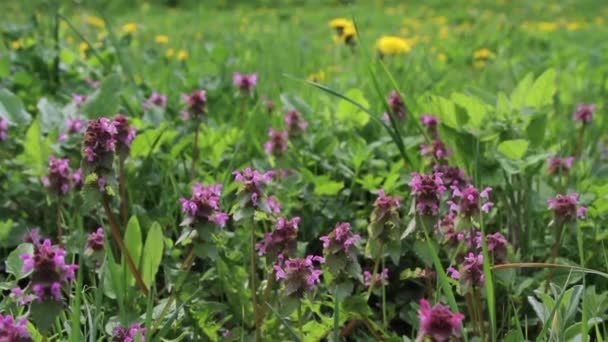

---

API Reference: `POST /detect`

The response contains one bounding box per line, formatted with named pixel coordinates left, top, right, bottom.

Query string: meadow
left=0, top=0, right=607, bottom=341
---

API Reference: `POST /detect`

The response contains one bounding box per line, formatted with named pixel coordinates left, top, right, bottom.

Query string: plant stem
left=381, top=256, right=387, bottom=330
left=250, top=223, right=260, bottom=341
left=574, top=126, right=585, bottom=157
left=101, top=195, right=149, bottom=296
left=56, top=199, right=63, bottom=247
left=119, top=157, right=129, bottom=229
left=465, top=293, right=478, bottom=336
left=365, top=244, right=383, bottom=301
left=297, top=301, right=304, bottom=341
left=544, top=223, right=566, bottom=293
left=240, top=97, right=247, bottom=129
left=190, top=119, right=200, bottom=181
left=473, top=289, right=486, bottom=341
left=257, top=268, right=275, bottom=332
left=333, top=285, right=340, bottom=342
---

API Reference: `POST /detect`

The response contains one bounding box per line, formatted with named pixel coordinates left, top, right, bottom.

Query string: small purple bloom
left=143, top=91, right=167, bottom=110
left=421, top=114, right=440, bottom=139
left=0, top=116, right=9, bottom=141
left=449, top=252, right=484, bottom=293
left=450, top=184, right=493, bottom=217
left=409, top=172, right=446, bottom=216
left=363, top=268, right=389, bottom=287
left=0, top=314, right=32, bottom=341
left=485, top=232, right=508, bottom=263
left=274, top=254, right=324, bottom=298
left=233, top=72, right=258, bottom=93
left=284, top=109, right=308, bottom=135
left=418, top=299, right=464, bottom=342
left=82, top=117, right=118, bottom=165
left=387, top=90, right=406, bottom=120
left=112, top=323, right=146, bottom=342
left=547, top=156, right=574, bottom=175
left=67, top=118, right=85, bottom=134
left=233, top=168, right=274, bottom=207
left=72, top=93, right=88, bottom=108
left=85, top=227, right=105, bottom=256
left=548, top=193, right=587, bottom=223
left=265, top=195, right=282, bottom=214
left=182, top=90, right=207, bottom=117
left=320, top=222, right=361, bottom=253
left=421, top=140, right=452, bottom=161
left=180, top=183, right=228, bottom=228
left=573, top=103, right=595, bottom=124
left=113, top=114, right=137, bottom=157
left=263, top=128, right=288, bottom=156
left=257, top=217, right=299, bottom=257
left=433, top=164, right=469, bottom=190
left=42, top=155, right=72, bottom=196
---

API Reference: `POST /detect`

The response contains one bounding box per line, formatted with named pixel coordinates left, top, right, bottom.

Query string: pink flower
left=573, top=103, right=595, bottom=124
left=547, top=156, right=574, bottom=175
left=433, top=164, right=469, bottom=190
left=72, top=93, right=88, bottom=108
left=387, top=90, right=405, bottom=120
left=42, top=155, right=72, bottom=196
left=418, top=299, right=464, bottom=342
left=113, top=323, right=146, bottom=342
left=409, top=172, right=446, bottom=216
left=67, top=118, right=85, bottom=133
left=450, top=184, right=493, bottom=217
left=274, top=254, right=324, bottom=298
left=233, top=168, right=274, bottom=207
left=0, top=116, right=8, bottom=141
left=143, top=91, right=167, bottom=110
left=363, top=268, right=389, bottom=287
left=548, top=193, right=587, bottom=223
left=113, top=114, right=137, bottom=156
left=182, top=90, right=207, bottom=117
left=284, top=109, right=308, bottom=134
left=320, top=222, right=361, bottom=253
left=257, top=217, right=299, bottom=257
left=0, top=314, right=31, bottom=341
left=421, top=114, right=440, bottom=138
left=82, top=117, right=118, bottom=165
left=179, top=183, right=228, bottom=227
left=233, top=72, right=258, bottom=93
left=85, top=227, right=105, bottom=256
left=263, top=128, right=289, bottom=156
left=448, top=253, right=484, bottom=293
left=265, top=195, right=282, bottom=214
left=421, top=140, right=452, bottom=161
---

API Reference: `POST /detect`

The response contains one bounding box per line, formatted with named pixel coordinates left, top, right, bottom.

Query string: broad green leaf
left=0, top=56, right=9, bottom=78
left=312, top=175, right=344, bottom=196
left=451, top=92, right=492, bottom=128
left=497, top=139, right=529, bottom=160
left=81, top=73, right=122, bottom=118
left=0, top=88, right=32, bottom=125
left=17, top=118, right=50, bottom=177
left=510, top=72, right=534, bottom=110
left=526, top=114, right=547, bottom=147
left=37, top=98, right=64, bottom=133
left=124, top=215, right=143, bottom=286
left=6, top=243, right=33, bottom=279
left=141, top=222, right=164, bottom=288
left=426, top=95, right=458, bottom=129
left=30, top=300, right=64, bottom=333
left=526, top=68, right=556, bottom=109
left=0, top=219, right=12, bottom=244
left=336, top=88, right=370, bottom=128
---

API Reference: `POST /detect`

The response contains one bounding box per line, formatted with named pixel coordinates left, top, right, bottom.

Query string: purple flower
left=320, top=222, right=361, bottom=254
left=0, top=116, right=9, bottom=141
left=257, top=217, right=299, bottom=257
left=67, top=118, right=85, bottom=134
left=179, top=183, right=228, bottom=227
left=265, top=195, right=281, bottom=214
left=82, top=117, right=118, bottom=164
left=573, top=103, right=595, bottom=124
left=548, top=156, right=574, bottom=175
left=436, top=213, right=459, bottom=245
left=284, top=109, right=308, bottom=135
left=232, top=168, right=274, bottom=207
left=433, top=164, right=469, bottom=191
left=112, top=323, right=146, bottom=342
left=418, top=299, right=464, bottom=342
left=369, top=189, right=402, bottom=242
left=448, top=184, right=493, bottom=217
left=448, top=252, right=484, bottom=292
left=262, top=96, right=274, bottom=114
left=85, top=227, right=105, bottom=256
left=113, top=114, right=136, bottom=157
left=548, top=193, right=587, bottom=223
left=86, top=79, right=100, bottom=88
left=274, top=254, right=324, bottom=298
left=233, top=72, right=258, bottom=93
left=19, top=238, right=78, bottom=303
left=182, top=90, right=207, bottom=117
left=421, top=114, right=440, bottom=139
left=72, top=168, right=83, bottom=190
left=143, top=91, right=167, bottom=110
left=485, top=232, right=508, bottom=263
left=263, top=128, right=288, bottom=156
left=22, top=229, right=41, bottom=244
left=72, top=93, right=88, bottom=108
left=363, top=268, right=389, bottom=287
left=0, top=314, right=31, bottom=342
left=387, top=90, right=405, bottom=120
left=409, top=172, right=446, bottom=216
left=42, top=155, right=72, bottom=196
left=421, top=140, right=452, bottom=161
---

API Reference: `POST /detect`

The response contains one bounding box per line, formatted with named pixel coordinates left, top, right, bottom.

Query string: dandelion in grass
left=547, top=156, right=574, bottom=175
left=165, top=48, right=175, bottom=58
left=143, top=92, right=167, bottom=110
left=233, top=72, right=258, bottom=94
left=307, top=71, right=326, bottom=83
left=85, top=15, right=105, bottom=29
left=112, top=323, right=146, bottom=342
left=263, top=128, right=288, bottom=157
left=473, top=48, right=494, bottom=68
left=417, top=299, right=464, bottom=342
left=573, top=103, right=595, bottom=124
left=182, top=90, right=207, bottom=118
left=547, top=193, right=587, bottom=224
left=409, top=172, right=446, bottom=216
left=155, top=35, right=169, bottom=44
left=0, top=116, right=9, bottom=141
left=376, top=36, right=412, bottom=56
left=122, top=22, right=137, bottom=34
left=177, top=50, right=188, bottom=61
left=17, top=237, right=78, bottom=303
left=41, top=156, right=72, bottom=196
left=257, top=216, right=299, bottom=258
left=274, top=254, right=324, bottom=298
left=328, top=18, right=354, bottom=36
left=0, top=314, right=32, bottom=342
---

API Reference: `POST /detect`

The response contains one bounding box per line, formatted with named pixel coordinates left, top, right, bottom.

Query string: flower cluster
left=433, top=164, right=468, bottom=191
left=417, top=299, right=464, bottom=342
left=368, top=190, right=401, bottom=243
left=573, top=103, right=595, bottom=124
left=0, top=116, right=8, bottom=141
left=143, top=91, right=167, bottom=110
left=0, top=314, right=32, bottom=342
left=547, top=156, right=574, bottom=175
left=233, top=72, right=257, bottom=94
left=112, top=114, right=137, bottom=158
left=72, top=93, right=87, bottom=108
left=263, top=128, right=288, bottom=157
left=232, top=168, right=274, bottom=209
left=421, top=114, right=440, bottom=139
left=257, top=217, right=299, bottom=258
left=547, top=193, right=586, bottom=224
left=112, top=323, right=146, bottom=342
left=85, top=227, right=105, bottom=256
left=436, top=212, right=459, bottom=245
left=16, top=237, right=78, bottom=303
left=447, top=252, right=484, bottom=292
left=181, top=90, right=207, bottom=118
left=382, top=90, right=406, bottom=122
left=447, top=184, right=493, bottom=217
left=485, top=232, right=509, bottom=263
left=284, top=109, right=308, bottom=135
left=42, top=156, right=72, bottom=196
left=179, top=183, right=229, bottom=228
left=363, top=268, right=389, bottom=288
left=421, top=139, right=452, bottom=161
left=274, top=254, right=324, bottom=298
left=409, top=172, right=446, bottom=216
left=320, top=222, right=361, bottom=255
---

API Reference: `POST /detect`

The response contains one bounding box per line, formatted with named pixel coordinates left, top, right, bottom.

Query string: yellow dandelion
left=432, top=16, right=447, bottom=25
left=195, top=32, right=202, bottom=40
left=336, top=25, right=357, bottom=45
left=165, top=48, right=174, bottom=58
left=473, top=48, right=493, bottom=60
left=155, top=35, right=169, bottom=44
left=538, top=21, right=558, bottom=32
left=122, top=22, right=137, bottom=34
left=177, top=50, right=188, bottom=60
left=375, top=36, right=412, bottom=55
left=79, top=42, right=89, bottom=58
left=566, top=22, right=581, bottom=31
left=10, top=40, right=22, bottom=50
left=437, top=53, right=447, bottom=63
left=439, top=26, right=449, bottom=39
left=329, top=18, right=354, bottom=37
left=86, top=15, right=105, bottom=29
left=308, top=71, right=326, bottom=83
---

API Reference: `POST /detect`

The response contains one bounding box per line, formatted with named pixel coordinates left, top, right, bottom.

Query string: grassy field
left=0, top=0, right=607, bottom=341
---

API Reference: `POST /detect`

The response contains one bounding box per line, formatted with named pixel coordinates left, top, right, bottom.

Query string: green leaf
left=124, top=216, right=143, bottom=286
left=451, top=92, right=492, bottom=128
left=526, top=114, right=547, bottom=147
left=6, top=243, right=33, bottom=279
left=497, top=139, right=529, bottom=160
left=426, top=95, right=458, bottom=129
left=37, top=98, right=64, bottom=133
left=0, top=88, right=32, bottom=125
left=17, top=118, right=50, bottom=177
left=81, top=73, right=122, bottom=118
left=313, top=175, right=344, bottom=196
left=336, top=88, right=370, bottom=128
left=30, top=300, right=64, bottom=333
left=525, top=68, right=556, bottom=109
left=141, top=222, right=164, bottom=288
left=510, top=73, right=534, bottom=110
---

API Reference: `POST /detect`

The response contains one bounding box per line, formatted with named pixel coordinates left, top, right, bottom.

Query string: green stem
left=298, top=301, right=304, bottom=341
left=381, top=256, right=387, bottom=330
left=56, top=199, right=63, bottom=247
left=119, top=157, right=128, bottom=229
left=365, top=244, right=383, bottom=301
left=544, top=223, right=566, bottom=293
left=250, top=223, right=260, bottom=341
left=190, top=119, right=200, bottom=181
left=333, top=286, right=340, bottom=342
left=473, top=289, right=486, bottom=341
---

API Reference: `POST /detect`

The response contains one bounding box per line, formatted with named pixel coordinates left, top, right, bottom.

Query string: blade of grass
left=491, top=262, right=608, bottom=279
left=70, top=255, right=84, bottom=342
left=265, top=302, right=301, bottom=342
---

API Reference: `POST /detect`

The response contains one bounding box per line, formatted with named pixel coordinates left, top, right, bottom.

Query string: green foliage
left=141, top=221, right=164, bottom=288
